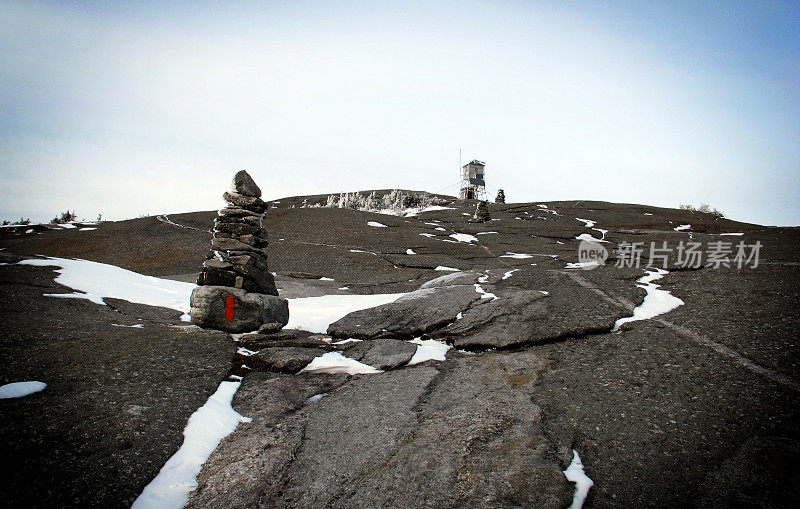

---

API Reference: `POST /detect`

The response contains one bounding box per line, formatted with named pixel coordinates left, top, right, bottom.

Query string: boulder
left=190, top=286, right=288, bottom=333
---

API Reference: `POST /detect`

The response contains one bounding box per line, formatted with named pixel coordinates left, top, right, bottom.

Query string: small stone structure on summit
left=495, top=189, right=505, bottom=204
left=189, top=171, right=289, bottom=333
left=474, top=200, right=491, bottom=222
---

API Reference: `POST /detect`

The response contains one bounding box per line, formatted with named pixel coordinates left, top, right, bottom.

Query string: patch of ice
left=613, top=269, right=684, bottom=331
left=406, top=249, right=417, bottom=255
left=367, top=221, right=387, bottom=228
left=674, top=224, right=691, bottom=232
left=304, top=393, right=329, bottom=406
left=131, top=381, right=251, bottom=509
left=19, top=257, right=195, bottom=319
left=499, top=252, right=534, bottom=259
left=287, top=293, right=406, bottom=333
left=434, top=266, right=460, bottom=272
left=502, top=269, right=519, bottom=280
left=563, top=449, right=594, bottom=509
left=300, top=352, right=382, bottom=374
left=0, top=381, right=47, bottom=399
left=237, top=347, right=257, bottom=356
left=407, top=338, right=451, bottom=365
left=450, top=233, right=478, bottom=243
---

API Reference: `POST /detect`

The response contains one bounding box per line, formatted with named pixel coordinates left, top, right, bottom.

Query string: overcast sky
left=1, top=0, right=798, bottom=225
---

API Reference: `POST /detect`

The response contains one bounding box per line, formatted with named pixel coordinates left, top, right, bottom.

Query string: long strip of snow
left=299, top=352, right=382, bottom=374
left=131, top=381, right=251, bottom=509
left=575, top=218, right=596, bottom=228
left=407, top=338, right=451, bottom=365
left=286, top=293, right=406, bottom=333
left=0, top=381, right=47, bottom=399
left=18, top=257, right=195, bottom=320
left=563, top=449, right=594, bottom=509
left=613, top=269, right=684, bottom=331
left=367, top=221, right=387, bottom=227
left=499, top=252, right=534, bottom=259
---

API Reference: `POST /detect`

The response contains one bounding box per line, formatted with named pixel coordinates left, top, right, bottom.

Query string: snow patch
left=319, top=277, right=334, bottom=281
left=450, top=233, right=478, bottom=243
left=367, top=221, right=387, bottom=228
left=406, top=249, right=417, bottom=255
left=474, top=284, right=498, bottom=301
left=614, top=269, right=684, bottom=331
left=563, top=449, right=594, bottom=509
left=575, top=233, right=608, bottom=243
left=300, top=352, right=382, bottom=374
left=0, top=381, right=47, bottom=399
left=502, top=269, right=519, bottom=280
left=434, top=266, right=460, bottom=272
left=19, top=257, right=195, bottom=320
left=476, top=231, right=498, bottom=235
left=131, top=381, right=251, bottom=509
left=719, top=232, right=744, bottom=236
left=287, top=293, right=406, bottom=333
left=674, top=224, right=691, bottom=232
left=575, top=218, right=596, bottom=228
left=112, top=323, right=144, bottom=328
left=407, top=338, right=451, bottom=365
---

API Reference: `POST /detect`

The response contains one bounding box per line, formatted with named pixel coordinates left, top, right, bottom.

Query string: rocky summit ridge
left=0, top=187, right=798, bottom=508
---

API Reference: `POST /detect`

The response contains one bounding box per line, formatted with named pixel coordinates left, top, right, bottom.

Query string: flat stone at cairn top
left=231, top=170, right=262, bottom=198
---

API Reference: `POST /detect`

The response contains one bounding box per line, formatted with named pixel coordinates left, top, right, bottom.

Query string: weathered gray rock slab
left=190, top=286, right=288, bottom=333
left=327, top=285, right=482, bottom=339
left=344, top=338, right=417, bottom=370
left=250, top=347, right=325, bottom=373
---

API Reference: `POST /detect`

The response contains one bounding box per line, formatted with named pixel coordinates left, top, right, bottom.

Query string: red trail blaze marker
left=225, top=296, right=235, bottom=322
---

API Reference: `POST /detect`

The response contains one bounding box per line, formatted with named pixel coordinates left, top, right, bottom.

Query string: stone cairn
left=189, top=171, right=289, bottom=333
left=474, top=200, right=491, bottom=222
left=495, top=189, right=505, bottom=204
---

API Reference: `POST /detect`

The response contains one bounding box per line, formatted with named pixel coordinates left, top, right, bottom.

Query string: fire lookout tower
left=459, top=159, right=487, bottom=201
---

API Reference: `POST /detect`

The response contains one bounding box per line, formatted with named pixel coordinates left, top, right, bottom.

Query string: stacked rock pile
left=474, top=200, right=491, bottom=222
left=190, top=171, right=289, bottom=333
left=495, top=189, right=505, bottom=204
